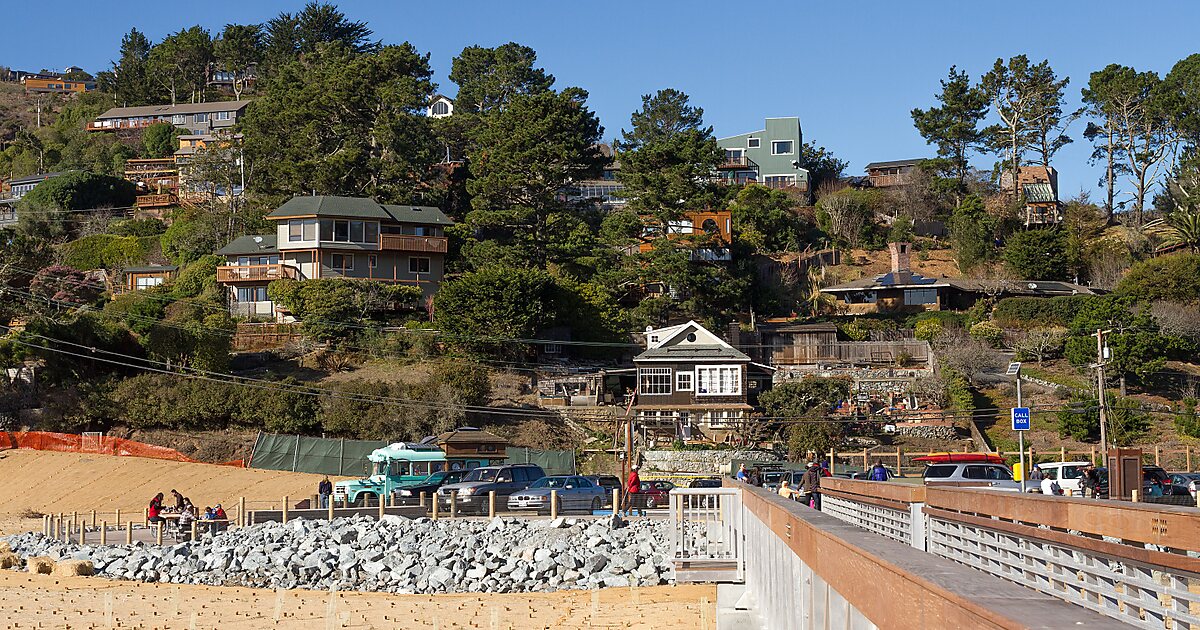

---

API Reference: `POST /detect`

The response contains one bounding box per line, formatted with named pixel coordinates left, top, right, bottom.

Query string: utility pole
left=1095, top=329, right=1110, bottom=455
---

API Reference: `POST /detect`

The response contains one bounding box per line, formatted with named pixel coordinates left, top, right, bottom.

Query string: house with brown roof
left=864, top=159, right=926, bottom=188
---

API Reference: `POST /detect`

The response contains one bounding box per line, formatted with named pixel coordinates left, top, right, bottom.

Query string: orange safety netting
left=0, top=431, right=245, bottom=467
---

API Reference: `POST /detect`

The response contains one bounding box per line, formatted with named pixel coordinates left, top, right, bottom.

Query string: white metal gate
left=669, top=487, right=744, bottom=582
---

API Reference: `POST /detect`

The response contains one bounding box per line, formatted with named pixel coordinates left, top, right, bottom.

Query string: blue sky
left=4, top=0, right=1199, bottom=198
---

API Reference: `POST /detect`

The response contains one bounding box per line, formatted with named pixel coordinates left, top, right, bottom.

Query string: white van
left=1034, top=461, right=1092, bottom=495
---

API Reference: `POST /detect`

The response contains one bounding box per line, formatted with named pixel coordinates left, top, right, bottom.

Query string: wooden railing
left=718, top=155, right=756, bottom=169
left=135, top=193, right=176, bottom=208
left=216, top=264, right=298, bottom=282
left=88, top=118, right=172, bottom=131
left=380, top=234, right=448, bottom=253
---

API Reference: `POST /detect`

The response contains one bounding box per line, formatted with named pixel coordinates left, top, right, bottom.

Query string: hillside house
left=822, top=242, right=1101, bottom=313
left=117, top=265, right=178, bottom=295
left=638, top=208, right=733, bottom=262
left=634, top=321, right=760, bottom=441
left=427, top=94, right=454, bottom=118
left=864, top=159, right=926, bottom=188
left=716, top=117, right=809, bottom=192
left=215, top=196, right=452, bottom=318
left=88, top=101, right=249, bottom=134
left=22, top=76, right=95, bottom=93
left=1001, top=166, right=1062, bottom=226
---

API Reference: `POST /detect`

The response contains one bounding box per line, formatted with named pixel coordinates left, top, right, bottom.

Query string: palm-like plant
left=1163, top=210, right=1200, bottom=252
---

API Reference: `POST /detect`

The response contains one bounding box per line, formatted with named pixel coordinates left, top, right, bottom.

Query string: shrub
left=1115, top=253, right=1200, bottom=304
left=942, top=367, right=974, bottom=411
left=914, top=318, right=943, bottom=342
left=172, top=255, right=222, bottom=298
left=993, top=295, right=1094, bottom=328
left=1003, top=228, right=1068, bottom=280
left=59, top=234, right=154, bottom=270
left=110, top=218, right=166, bottom=237
left=968, top=321, right=1004, bottom=347
left=1175, top=398, right=1200, bottom=439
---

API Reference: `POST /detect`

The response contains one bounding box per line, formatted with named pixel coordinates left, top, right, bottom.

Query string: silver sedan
left=507, top=475, right=608, bottom=513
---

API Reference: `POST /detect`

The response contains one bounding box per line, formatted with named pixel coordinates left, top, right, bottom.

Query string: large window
left=289, top=219, right=317, bottom=242
left=771, top=140, right=794, bottom=155
left=135, top=276, right=164, bottom=290
left=236, top=286, right=268, bottom=302
left=431, top=100, right=450, bottom=116
left=638, top=367, right=672, bottom=395
left=193, top=113, right=209, bottom=123
left=318, top=219, right=379, bottom=244
left=904, top=288, right=938, bottom=305
left=747, top=137, right=760, bottom=148
left=409, top=257, right=430, bottom=274
left=696, top=365, right=741, bottom=396
left=172, top=115, right=185, bottom=125
left=236, top=255, right=278, bottom=266
left=331, top=253, right=354, bottom=270
left=215, top=111, right=231, bottom=121
left=764, top=175, right=796, bottom=189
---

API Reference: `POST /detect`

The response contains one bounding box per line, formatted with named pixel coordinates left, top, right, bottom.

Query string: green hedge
left=59, top=234, right=160, bottom=270
left=992, top=295, right=1095, bottom=328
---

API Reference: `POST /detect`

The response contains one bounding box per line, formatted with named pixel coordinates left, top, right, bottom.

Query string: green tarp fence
left=248, top=433, right=387, bottom=477
left=505, top=447, right=576, bottom=476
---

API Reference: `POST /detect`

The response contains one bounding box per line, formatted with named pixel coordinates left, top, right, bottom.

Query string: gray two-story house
left=634, top=321, right=753, bottom=441
left=88, top=101, right=249, bottom=135
left=215, top=195, right=452, bottom=318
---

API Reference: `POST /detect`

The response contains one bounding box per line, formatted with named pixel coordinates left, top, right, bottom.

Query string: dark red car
left=637, top=480, right=677, bottom=509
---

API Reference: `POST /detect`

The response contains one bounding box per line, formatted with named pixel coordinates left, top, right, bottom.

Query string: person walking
left=868, top=461, right=889, bottom=482
left=318, top=477, right=333, bottom=508
left=800, top=463, right=823, bottom=510
left=620, top=465, right=641, bottom=516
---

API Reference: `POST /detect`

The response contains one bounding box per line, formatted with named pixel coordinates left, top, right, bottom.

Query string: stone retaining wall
left=642, top=449, right=780, bottom=475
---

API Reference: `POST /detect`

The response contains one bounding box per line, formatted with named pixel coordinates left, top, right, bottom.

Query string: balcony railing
left=216, top=264, right=299, bottom=283
left=88, top=118, right=172, bottom=131
left=718, top=155, right=757, bottom=169
left=135, top=193, right=177, bottom=208
left=380, top=234, right=448, bottom=253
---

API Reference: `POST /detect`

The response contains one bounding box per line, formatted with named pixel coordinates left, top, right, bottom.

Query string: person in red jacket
left=620, top=465, right=641, bottom=516
left=148, top=493, right=165, bottom=525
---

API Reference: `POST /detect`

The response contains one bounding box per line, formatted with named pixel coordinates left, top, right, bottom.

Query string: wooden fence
left=770, top=340, right=931, bottom=366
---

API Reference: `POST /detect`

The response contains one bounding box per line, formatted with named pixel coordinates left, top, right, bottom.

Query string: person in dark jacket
left=799, top=463, right=823, bottom=510
left=318, top=477, right=333, bottom=508
left=868, top=461, right=889, bottom=482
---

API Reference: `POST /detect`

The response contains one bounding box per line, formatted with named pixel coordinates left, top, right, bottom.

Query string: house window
left=764, top=175, right=796, bottom=189
left=409, top=257, right=430, bottom=274
left=638, top=367, right=672, bottom=395
left=236, top=286, right=268, bottom=302
left=543, top=343, right=562, bottom=355
left=676, top=372, right=693, bottom=392
left=904, top=288, right=938, bottom=305
left=431, top=100, right=450, bottom=116
left=747, top=137, right=760, bottom=149
left=331, top=253, right=354, bottom=270
left=289, top=221, right=303, bottom=242
left=172, top=115, right=185, bottom=125
left=413, top=226, right=430, bottom=236
left=215, top=111, right=231, bottom=121
left=334, top=221, right=349, bottom=242
left=696, top=365, right=741, bottom=396
left=368, top=254, right=377, bottom=269
left=193, top=113, right=208, bottom=123
left=365, top=221, right=379, bottom=244
left=322, top=219, right=377, bottom=243
left=350, top=220, right=365, bottom=243
left=134, top=276, right=164, bottom=290
left=771, top=140, right=794, bottom=155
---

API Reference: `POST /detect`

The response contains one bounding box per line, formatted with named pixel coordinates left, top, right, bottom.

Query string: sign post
left=1012, top=406, right=1031, bottom=493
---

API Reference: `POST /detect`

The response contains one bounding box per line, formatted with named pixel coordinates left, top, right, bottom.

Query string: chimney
left=889, top=242, right=911, bottom=273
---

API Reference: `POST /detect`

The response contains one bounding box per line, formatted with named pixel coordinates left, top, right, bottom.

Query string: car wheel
left=590, top=497, right=602, bottom=512
left=646, top=496, right=658, bottom=509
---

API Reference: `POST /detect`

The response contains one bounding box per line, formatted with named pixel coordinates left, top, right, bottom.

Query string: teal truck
left=332, top=442, right=493, bottom=506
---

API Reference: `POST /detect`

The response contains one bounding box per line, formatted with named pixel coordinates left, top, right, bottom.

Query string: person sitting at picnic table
left=148, top=493, right=166, bottom=526
left=201, top=507, right=218, bottom=535
left=171, top=489, right=185, bottom=511
left=178, top=505, right=196, bottom=539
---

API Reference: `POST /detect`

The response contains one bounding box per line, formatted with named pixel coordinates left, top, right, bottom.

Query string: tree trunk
left=1104, top=128, right=1115, bottom=222
left=1119, top=374, right=1127, bottom=397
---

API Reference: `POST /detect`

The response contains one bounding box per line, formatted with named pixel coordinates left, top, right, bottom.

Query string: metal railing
left=668, top=487, right=744, bottom=582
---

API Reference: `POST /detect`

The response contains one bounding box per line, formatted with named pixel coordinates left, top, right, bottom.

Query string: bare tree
left=817, top=193, right=869, bottom=247
left=1150, top=301, right=1200, bottom=340
left=1009, top=326, right=1068, bottom=363
left=933, top=329, right=1003, bottom=384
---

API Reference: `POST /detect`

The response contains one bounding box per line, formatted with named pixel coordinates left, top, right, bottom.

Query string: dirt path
left=0, top=571, right=715, bottom=629
left=0, top=449, right=340, bottom=535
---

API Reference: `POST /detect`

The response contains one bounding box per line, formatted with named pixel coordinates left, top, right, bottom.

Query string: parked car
left=1169, top=472, right=1200, bottom=500
left=437, top=463, right=546, bottom=514
left=392, top=470, right=468, bottom=504
left=636, top=480, right=677, bottom=509
left=1092, top=467, right=1196, bottom=506
left=1035, top=461, right=1092, bottom=495
left=761, top=470, right=788, bottom=492
left=921, top=463, right=1021, bottom=491
left=688, top=478, right=722, bottom=488
left=507, top=475, right=608, bottom=513
left=585, top=475, right=621, bottom=506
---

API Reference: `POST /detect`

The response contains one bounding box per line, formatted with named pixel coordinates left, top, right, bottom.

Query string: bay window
left=695, top=365, right=741, bottom=396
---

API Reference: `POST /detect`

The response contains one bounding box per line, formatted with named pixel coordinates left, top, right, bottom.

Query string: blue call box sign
left=1012, top=407, right=1031, bottom=431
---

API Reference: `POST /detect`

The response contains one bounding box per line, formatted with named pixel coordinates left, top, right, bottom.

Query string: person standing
left=736, top=463, right=748, bottom=483
left=620, top=465, right=641, bottom=516
left=318, top=477, right=333, bottom=508
left=800, top=463, right=823, bottom=510
left=1081, top=464, right=1101, bottom=498
left=868, top=461, right=889, bottom=482
left=170, top=489, right=185, bottom=511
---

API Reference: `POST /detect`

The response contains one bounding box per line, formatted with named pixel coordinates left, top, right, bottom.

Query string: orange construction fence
left=0, top=431, right=245, bottom=467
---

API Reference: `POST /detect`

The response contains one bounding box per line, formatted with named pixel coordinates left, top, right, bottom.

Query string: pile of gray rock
left=2, top=514, right=677, bottom=594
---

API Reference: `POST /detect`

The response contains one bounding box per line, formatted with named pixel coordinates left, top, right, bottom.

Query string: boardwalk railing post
left=190, top=520, right=197, bottom=541
left=126, top=522, right=133, bottom=545
left=239, top=497, right=246, bottom=527
left=550, top=490, right=558, bottom=519
left=115, top=508, right=121, bottom=531
left=78, top=523, right=85, bottom=545
left=378, top=496, right=384, bottom=521
left=91, top=509, right=97, bottom=529
left=432, top=496, right=439, bottom=521
left=419, top=492, right=426, bottom=509
left=613, top=489, right=620, bottom=514
left=327, top=497, right=334, bottom=522
left=156, top=522, right=163, bottom=546
left=100, top=521, right=107, bottom=546
left=489, top=491, right=496, bottom=518
left=282, top=496, right=289, bottom=523
left=449, top=497, right=456, bottom=519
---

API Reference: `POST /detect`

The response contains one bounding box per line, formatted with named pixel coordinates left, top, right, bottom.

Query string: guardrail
left=668, top=488, right=743, bottom=583
left=816, top=478, right=1200, bottom=629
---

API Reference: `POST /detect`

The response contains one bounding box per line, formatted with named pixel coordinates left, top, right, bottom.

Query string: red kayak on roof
left=913, top=452, right=1007, bottom=464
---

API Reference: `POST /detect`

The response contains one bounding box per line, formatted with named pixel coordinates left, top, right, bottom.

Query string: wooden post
left=239, top=497, right=246, bottom=527
left=432, top=496, right=439, bottom=521
left=282, top=496, right=289, bottom=523
left=1090, top=446, right=1097, bottom=466
left=1155, top=446, right=1161, bottom=466
left=419, top=492, right=426, bottom=508
left=144, top=507, right=149, bottom=528
left=91, top=510, right=97, bottom=529
left=613, top=489, right=620, bottom=513
left=378, top=497, right=384, bottom=521
left=190, top=520, right=197, bottom=541
left=1060, top=447, right=1066, bottom=462
left=156, top=523, right=163, bottom=546
left=312, top=494, right=318, bottom=509
left=449, top=497, right=456, bottom=519
left=72, top=511, right=78, bottom=532
left=1132, top=489, right=1140, bottom=503
left=343, top=495, right=349, bottom=509
left=550, top=490, right=559, bottom=519
left=828, top=448, right=836, bottom=475
left=488, top=491, right=496, bottom=518
left=78, top=524, right=85, bottom=545
left=42, top=515, right=48, bottom=537
left=896, top=449, right=903, bottom=478
left=100, top=521, right=107, bottom=545
left=115, top=508, right=121, bottom=530
left=1188, top=446, right=1193, bottom=472
left=126, top=522, right=133, bottom=545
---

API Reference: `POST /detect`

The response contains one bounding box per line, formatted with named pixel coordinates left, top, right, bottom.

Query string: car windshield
left=529, top=477, right=570, bottom=489
left=423, top=472, right=447, bottom=484
left=462, top=468, right=498, bottom=482
left=763, top=472, right=784, bottom=482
